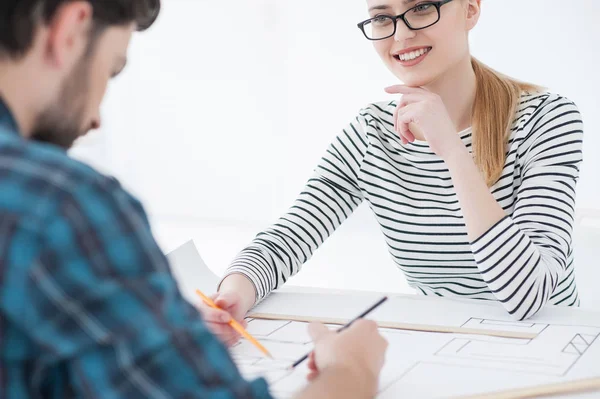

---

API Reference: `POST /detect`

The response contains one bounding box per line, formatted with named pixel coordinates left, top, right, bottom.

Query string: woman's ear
left=465, top=0, right=481, bottom=31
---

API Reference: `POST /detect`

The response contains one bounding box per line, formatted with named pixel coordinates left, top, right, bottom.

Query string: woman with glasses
left=201, top=0, right=583, bottom=343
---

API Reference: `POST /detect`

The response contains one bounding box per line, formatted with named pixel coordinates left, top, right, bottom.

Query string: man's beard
left=31, top=56, right=91, bottom=150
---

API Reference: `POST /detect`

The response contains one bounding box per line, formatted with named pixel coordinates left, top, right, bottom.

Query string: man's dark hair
left=0, top=0, right=161, bottom=58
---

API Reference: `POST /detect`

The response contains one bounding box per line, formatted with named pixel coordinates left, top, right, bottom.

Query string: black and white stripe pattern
left=225, top=92, right=583, bottom=320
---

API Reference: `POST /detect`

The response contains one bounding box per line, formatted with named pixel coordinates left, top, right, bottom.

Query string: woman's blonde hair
left=471, top=57, right=542, bottom=186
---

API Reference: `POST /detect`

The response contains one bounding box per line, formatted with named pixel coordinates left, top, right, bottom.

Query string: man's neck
left=424, top=55, right=477, bottom=133
left=0, top=61, right=43, bottom=136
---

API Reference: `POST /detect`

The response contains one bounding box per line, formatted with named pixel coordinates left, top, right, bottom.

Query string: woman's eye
left=372, top=16, right=392, bottom=26
left=414, top=3, right=434, bottom=13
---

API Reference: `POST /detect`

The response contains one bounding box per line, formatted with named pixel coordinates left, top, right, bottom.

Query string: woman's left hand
left=385, top=85, right=464, bottom=160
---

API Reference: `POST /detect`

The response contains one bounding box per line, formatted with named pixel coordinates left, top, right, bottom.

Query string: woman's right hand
left=198, top=274, right=257, bottom=347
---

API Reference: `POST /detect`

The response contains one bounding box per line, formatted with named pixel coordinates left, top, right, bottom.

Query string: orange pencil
left=196, top=289, right=273, bottom=359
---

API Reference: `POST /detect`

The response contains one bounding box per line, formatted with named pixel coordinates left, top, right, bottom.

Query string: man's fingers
left=308, top=322, right=330, bottom=342
left=308, top=352, right=317, bottom=371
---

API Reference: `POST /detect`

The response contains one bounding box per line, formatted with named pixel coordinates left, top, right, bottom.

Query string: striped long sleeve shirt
left=225, top=92, right=584, bottom=321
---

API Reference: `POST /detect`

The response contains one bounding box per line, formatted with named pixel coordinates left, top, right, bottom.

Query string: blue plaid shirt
left=0, top=99, right=272, bottom=399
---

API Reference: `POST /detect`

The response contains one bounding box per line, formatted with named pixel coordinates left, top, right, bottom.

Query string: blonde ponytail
left=471, top=57, right=542, bottom=186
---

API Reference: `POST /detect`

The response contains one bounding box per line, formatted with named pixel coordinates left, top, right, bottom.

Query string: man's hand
left=306, top=320, right=388, bottom=396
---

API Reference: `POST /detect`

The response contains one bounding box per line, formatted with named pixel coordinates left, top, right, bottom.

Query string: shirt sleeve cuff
left=249, top=377, right=273, bottom=399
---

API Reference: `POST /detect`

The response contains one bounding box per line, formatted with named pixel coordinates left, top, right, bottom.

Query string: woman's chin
left=394, top=73, right=436, bottom=88
left=386, top=64, right=439, bottom=88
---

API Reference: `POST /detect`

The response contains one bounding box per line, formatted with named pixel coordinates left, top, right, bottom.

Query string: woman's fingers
left=385, top=84, right=425, bottom=95
left=396, top=93, right=423, bottom=108
left=399, top=111, right=417, bottom=142
left=394, top=95, right=422, bottom=143
left=206, top=321, right=237, bottom=336
left=393, top=103, right=399, bottom=133
left=200, top=305, right=232, bottom=323
left=206, top=322, right=242, bottom=346
left=214, top=292, right=239, bottom=309
left=396, top=104, right=417, bottom=143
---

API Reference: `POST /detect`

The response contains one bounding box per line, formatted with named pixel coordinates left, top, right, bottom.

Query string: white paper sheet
left=166, top=239, right=220, bottom=302
left=251, top=291, right=600, bottom=330
left=164, top=242, right=600, bottom=397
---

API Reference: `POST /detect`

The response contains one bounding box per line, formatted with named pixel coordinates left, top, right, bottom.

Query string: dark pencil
left=289, top=296, right=389, bottom=369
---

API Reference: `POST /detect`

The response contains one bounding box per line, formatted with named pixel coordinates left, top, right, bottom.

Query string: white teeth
left=398, top=47, right=429, bottom=61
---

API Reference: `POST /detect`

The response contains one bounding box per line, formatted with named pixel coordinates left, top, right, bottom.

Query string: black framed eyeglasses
left=357, top=0, right=454, bottom=41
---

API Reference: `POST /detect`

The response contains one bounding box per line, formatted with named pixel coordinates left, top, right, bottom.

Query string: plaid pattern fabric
left=0, top=98, right=271, bottom=399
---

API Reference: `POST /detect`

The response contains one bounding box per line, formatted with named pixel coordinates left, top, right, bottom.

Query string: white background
left=71, top=0, right=600, bottom=308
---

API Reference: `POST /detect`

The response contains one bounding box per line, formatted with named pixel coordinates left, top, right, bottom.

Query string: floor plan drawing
left=228, top=296, right=600, bottom=398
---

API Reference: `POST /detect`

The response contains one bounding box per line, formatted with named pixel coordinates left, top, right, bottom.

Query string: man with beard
left=0, top=1, right=388, bottom=398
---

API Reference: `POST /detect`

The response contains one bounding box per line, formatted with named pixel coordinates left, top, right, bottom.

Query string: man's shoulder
left=0, top=133, right=133, bottom=227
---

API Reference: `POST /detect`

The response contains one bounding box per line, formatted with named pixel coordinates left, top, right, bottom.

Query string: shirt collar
left=0, top=97, right=20, bottom=135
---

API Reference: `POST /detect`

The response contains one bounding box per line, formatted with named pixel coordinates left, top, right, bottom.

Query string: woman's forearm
left=219, top=273, right=257, bottom=312
left=444, top=142, right=506, bottom=241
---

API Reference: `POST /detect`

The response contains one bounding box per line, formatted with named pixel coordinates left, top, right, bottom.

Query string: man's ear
left=44, top=1, right=93, bottom=69
left=465, top=0, right=481, bottom=31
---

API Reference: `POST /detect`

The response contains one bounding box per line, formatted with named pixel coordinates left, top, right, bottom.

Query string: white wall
left=71, top=0, right=600, bottom=302
left=470, top=0, right=600, bottom=210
